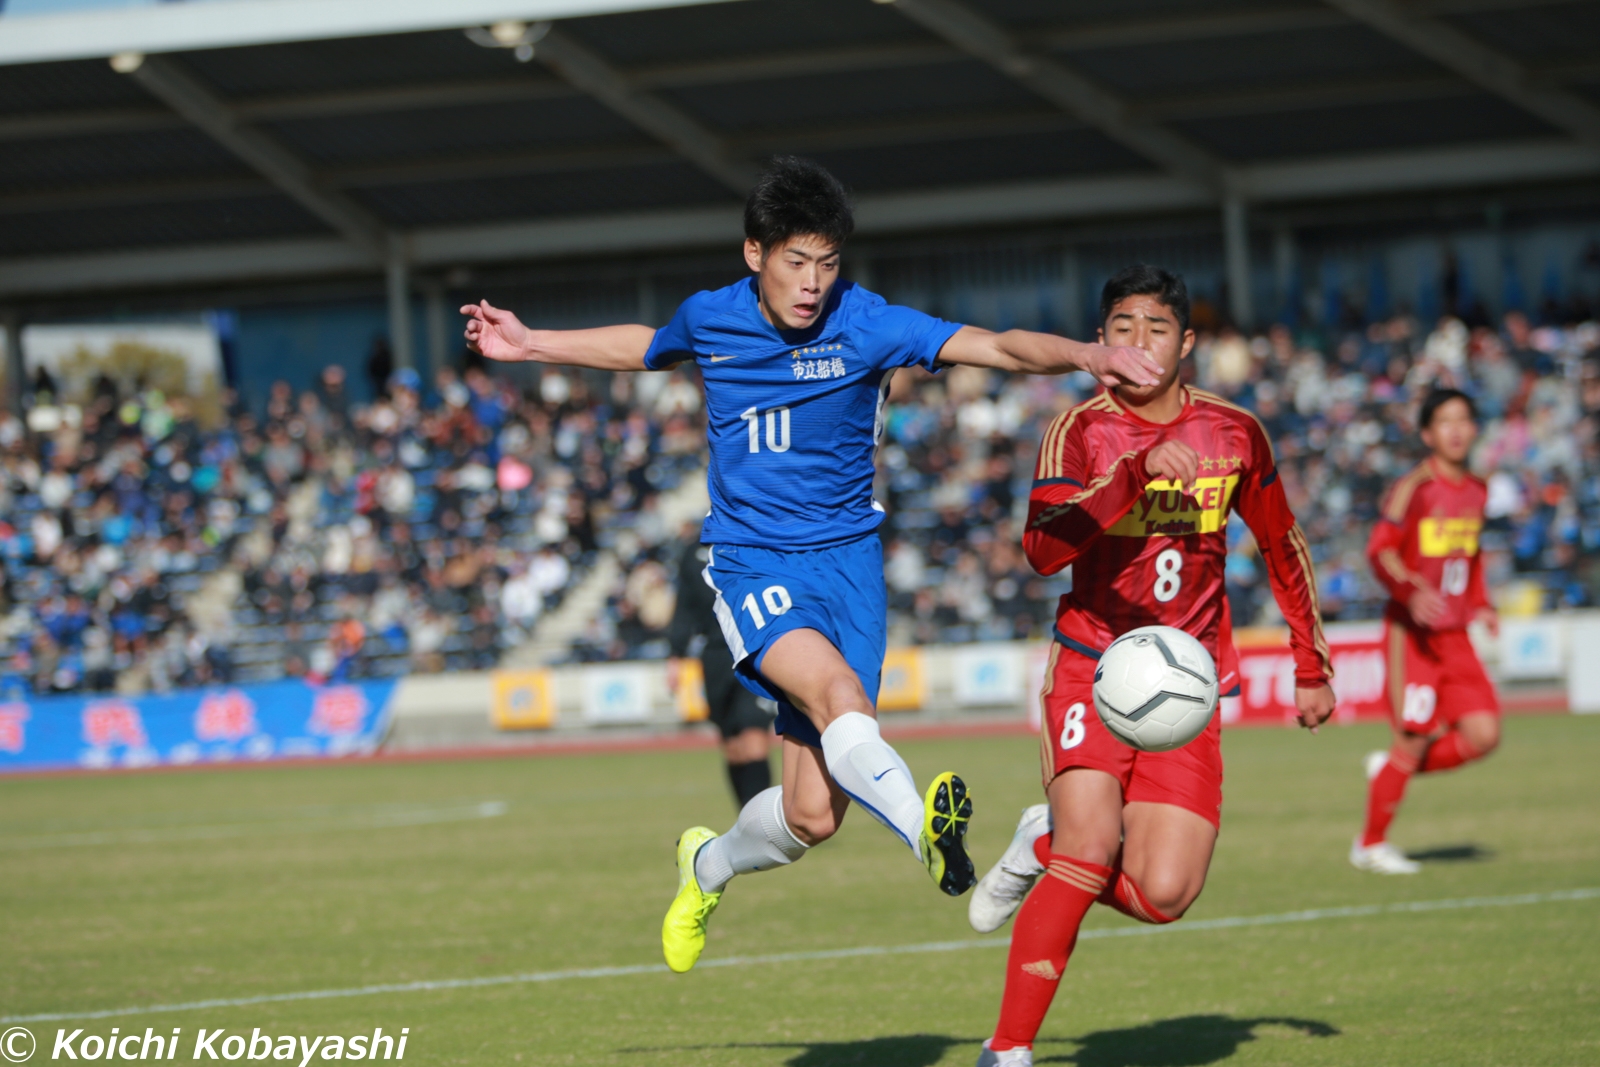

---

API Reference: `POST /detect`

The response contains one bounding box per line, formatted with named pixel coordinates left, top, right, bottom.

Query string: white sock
left=819, top=711, right=924, bottom=855
left=693, top=786, right=808, bottom=894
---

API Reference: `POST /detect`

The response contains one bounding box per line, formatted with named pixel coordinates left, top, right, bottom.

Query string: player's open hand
left=1473, top=605, right=1500, bottom=637
left=1294, top=683, right=1335, bottom=732
left=1408, top=586, right=1449, bottom=628
left=460, top=300, right=529, bottom=362
left=1079, top=343, right=1164, bottom=388
left=1144, top=440, right=1200, bottom=490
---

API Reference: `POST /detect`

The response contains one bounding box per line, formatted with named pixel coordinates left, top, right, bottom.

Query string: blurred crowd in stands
left=0, top=355, right=702, bottom=696
left=2, top=294, right=1598, bottom=696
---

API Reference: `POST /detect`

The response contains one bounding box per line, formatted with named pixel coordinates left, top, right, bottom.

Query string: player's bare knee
left=784, top=806, right=841, bottom=846
left=1140, top=873, right=1199, bottom=918
left=1461, top=716, right=1500, bottom=756
left=1049, top=827, right=1118, bottom=868
left=782, top=793, right=844, bottom=846
left=807, top=673, right=873, bottom=731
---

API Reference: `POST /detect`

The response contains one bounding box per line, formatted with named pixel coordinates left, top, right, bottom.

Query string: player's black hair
left=1418, top=387, right=1478, bottom=429
left=1099, top=264, right=1191, bottom=334
left=744, top=156, right=854, bottom=252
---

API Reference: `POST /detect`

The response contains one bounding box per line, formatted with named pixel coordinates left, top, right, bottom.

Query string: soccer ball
left=1092, top=626, right=1219, bottom=752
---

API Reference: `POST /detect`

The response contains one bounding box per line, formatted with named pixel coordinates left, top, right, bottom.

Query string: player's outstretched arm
left=936, top=325, right=1162, bottom=387
left=461, top=300, right=655, bottom=371
left=1233, top=426, right=1335, bottom=731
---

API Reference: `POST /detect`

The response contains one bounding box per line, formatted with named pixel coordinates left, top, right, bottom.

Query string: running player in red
left=968, top=265, right=1336, bottom=1067
left=1352, top=388, right=1499, bottom=875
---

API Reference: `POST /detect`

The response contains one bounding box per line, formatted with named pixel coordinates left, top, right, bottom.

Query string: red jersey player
left=1352, top=389, right=1500, bottom=875
left=969, top=265, right=1335, bottom=1067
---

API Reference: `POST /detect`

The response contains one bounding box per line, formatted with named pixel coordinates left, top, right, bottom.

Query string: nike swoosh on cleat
left=873, top=768, right=897, bottom=781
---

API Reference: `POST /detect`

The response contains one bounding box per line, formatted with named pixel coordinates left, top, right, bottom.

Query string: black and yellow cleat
left=919, top=772, right=975, bottom=896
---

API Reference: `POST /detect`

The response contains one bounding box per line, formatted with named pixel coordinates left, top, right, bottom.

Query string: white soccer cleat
left=968, top=803, right=1050, bottom=933
left=976, top=1039, right=1033, bottom=1066
left=1349, top=837, right=1420, bottom=875
left=1364, top=750, right=1390, bottom=781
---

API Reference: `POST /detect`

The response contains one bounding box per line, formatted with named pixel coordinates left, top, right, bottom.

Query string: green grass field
left=4, top=715, right=1599, bottom=1066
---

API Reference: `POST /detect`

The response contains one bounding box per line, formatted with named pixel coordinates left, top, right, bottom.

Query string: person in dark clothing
left=666, top=529, right=774, bottom=808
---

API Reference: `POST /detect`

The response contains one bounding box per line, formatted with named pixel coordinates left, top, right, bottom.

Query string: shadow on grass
left=1037, top=1015, right=1339, bottom=1066
left=618, top=1016, right=1337, bottom=1066
left=1405, top=843, right=1494, bottom=863
left=619, top=1033, right=976, bottom=1066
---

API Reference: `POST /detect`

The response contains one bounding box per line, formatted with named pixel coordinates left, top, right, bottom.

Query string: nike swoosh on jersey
left=708, top=354, right=737, bottom=362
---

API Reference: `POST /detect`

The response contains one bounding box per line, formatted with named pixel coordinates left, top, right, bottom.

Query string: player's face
left=1097, top=294, right=1195, bottom=403
left=1420, top=397, right=1478, bottom=464
left=745, top=234, right=841, bottom=331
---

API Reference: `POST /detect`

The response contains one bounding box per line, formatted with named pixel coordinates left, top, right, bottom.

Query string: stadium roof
left=2, top=0, right=1598, bottom=333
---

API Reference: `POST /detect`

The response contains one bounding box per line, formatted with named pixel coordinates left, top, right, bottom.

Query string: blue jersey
left=644, top=278, right=962, bottom=549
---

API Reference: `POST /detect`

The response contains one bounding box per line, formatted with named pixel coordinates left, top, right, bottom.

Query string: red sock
left=1031, top=829, right=1176, bottom=924
left=1361, top=751, right=1416, bottom=847
left=1098, top=871, right=1177, bottom=924
left=1420, top=731, right=1480, bottom=773
left=991, top=853, right=1111, bottom=1052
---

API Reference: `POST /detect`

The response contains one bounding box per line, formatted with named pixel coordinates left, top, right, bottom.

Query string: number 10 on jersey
left=741, top=405, right=790, bottom=453
left=742, top=584, right=792, bottom=629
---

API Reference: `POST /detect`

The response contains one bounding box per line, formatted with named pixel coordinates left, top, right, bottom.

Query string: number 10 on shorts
left=742, top=585, right=793, bottom=629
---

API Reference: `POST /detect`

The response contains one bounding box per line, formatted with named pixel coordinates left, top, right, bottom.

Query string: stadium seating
left=1, top=309, right=1594, bottom=694
left=0, top=362, right=702, bottom=695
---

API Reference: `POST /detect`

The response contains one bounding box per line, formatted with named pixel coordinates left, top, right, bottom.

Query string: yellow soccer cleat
left=919, top=772, right=975, bottom=896
left=662, top=826, right=722, bottom=973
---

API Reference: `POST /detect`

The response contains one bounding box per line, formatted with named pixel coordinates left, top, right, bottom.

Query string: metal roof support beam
left=3, top=138, right=1598, bottom=300
left=0, top=0, right=747, bottom=67
left=535, top=28, right=754, bottom=195
left=121, top=54, right=389, bottom=255
left=123, top=56, right=387, bottom=252
left=386, top=245, right=414, bottom=371
left=423, top=280, right=450, bottom=381
left=883, top=0, right=1226, bottom=192
left=1324, top=0, right=1600, bottom=147
left=1223, top=194, right=1254, bottom=328
left=3, top=307, right=23, bottom=415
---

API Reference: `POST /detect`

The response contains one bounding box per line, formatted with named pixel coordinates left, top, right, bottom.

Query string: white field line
left=6, top=887, right=1596, bottom=1024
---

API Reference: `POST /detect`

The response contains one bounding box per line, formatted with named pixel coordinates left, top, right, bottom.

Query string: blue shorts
left=702, top=535, right=886, bottom=748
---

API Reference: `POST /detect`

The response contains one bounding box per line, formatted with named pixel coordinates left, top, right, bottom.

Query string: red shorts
left=1386, top=621, right=1499, bottom=733
left=1038, top=643, right=1224, bottom=829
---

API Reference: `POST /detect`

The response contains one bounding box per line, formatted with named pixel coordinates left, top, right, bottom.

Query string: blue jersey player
left=462, top=158, right=1161, bottom=973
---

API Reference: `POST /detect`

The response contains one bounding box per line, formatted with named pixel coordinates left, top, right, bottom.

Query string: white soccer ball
left=1092, top=625, right=1219, bottom=752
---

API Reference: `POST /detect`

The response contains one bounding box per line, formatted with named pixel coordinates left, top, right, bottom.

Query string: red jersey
left=1367, top=459, right=1489, bottom=632
left=1025, top=387, right=1331, bottom=687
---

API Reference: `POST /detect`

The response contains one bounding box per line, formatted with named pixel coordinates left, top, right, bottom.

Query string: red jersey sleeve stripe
left=1191, top=389, right=1280, bottom=464
left=1287, top=523, right=1334, bottom=676
left=1029, top=449, right=1143, bottom=530
left=1035, top=395, right=1106, bottom=481
left=1382, top=465, right=1432, bottom=524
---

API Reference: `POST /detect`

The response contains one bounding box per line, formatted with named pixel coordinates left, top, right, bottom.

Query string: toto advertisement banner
left=0, top=678, right=397, bottom=773
left=1229, top=622, right=1390, bottom=726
